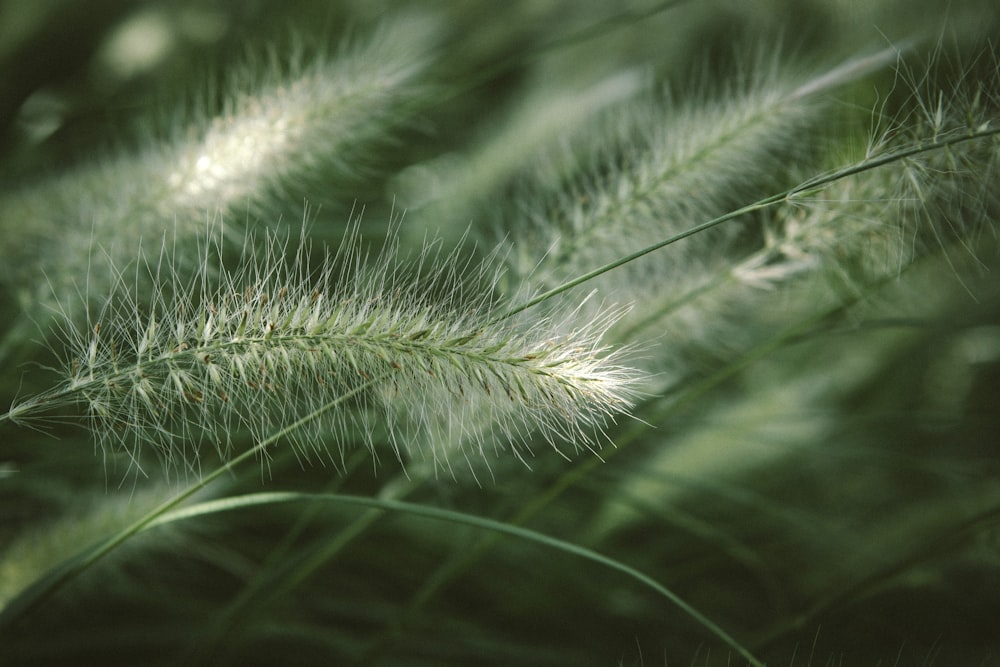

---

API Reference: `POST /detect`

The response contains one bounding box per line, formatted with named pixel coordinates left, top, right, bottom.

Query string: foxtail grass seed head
left=0, top=15, right=439, bottom=325
left=8, top=222, right=640, bottom=477
left=503, top=48, right=901, bottom=301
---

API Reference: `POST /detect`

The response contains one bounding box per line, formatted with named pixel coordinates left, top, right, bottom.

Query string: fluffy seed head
left=13, top=222, right=640, bottom=478
left=0, top=15, right=439, bottom=325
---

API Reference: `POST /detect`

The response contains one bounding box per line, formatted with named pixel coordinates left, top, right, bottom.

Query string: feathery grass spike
left=0, top=15, right=439, bottom=317
left=4, top=223, right=639, bottom=475
left=506, top=47, right=903, bottom=298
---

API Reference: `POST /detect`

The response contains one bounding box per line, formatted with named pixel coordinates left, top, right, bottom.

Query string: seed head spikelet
left=6, top=222, right=640, bottom=476
left=504, top=49, right=900, bottom=296
left=0, top=15, right=440, bottom=326
left=614, top=47, right=1000, bottom=385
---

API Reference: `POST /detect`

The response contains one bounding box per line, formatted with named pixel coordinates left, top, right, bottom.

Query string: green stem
left=185, top=469, right=422, bottom=666
left=0, top=377, right=379, bottom=632
left=151, top=490, right=766, bottom=667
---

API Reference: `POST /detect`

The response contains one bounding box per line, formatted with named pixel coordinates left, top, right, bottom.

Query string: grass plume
left=0, top=15, right=440, bottom=326
left=5, top=220, right=639, bottom=478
